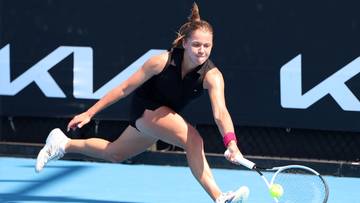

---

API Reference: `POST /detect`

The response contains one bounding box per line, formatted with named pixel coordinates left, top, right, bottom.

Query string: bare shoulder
left=143, top=51, right=169, bottom=75
left=203, top=67, right=224, bottom=89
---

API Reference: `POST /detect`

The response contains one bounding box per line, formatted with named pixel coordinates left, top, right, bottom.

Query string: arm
left=67, top=52, right=168, bottom=131
left=203, top=68, right=242, bottom=160
left=86, top=52, right=167, bottom=117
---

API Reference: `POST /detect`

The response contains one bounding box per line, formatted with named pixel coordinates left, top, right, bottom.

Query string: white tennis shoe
left=35, top=128, right=70, bottom=173
left=215, top=186, right=250, bottom=203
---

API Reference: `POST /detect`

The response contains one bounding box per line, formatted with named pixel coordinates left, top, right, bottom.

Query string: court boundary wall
left=1, top=141, right=359, bottom=178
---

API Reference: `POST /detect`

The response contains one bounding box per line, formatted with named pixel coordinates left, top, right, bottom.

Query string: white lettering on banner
left=75, top=49, right=165, bottom=99
left=0, top=44, right=165, bottom=99
left=280, top=54, right=360, bottom=111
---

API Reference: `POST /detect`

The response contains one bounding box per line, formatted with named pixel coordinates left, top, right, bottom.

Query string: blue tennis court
left=0, top=157, right=359, bottom=203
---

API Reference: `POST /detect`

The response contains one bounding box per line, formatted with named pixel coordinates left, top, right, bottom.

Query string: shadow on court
left=0, top=194, right=143, bottom=203
left=0, top=164, right=145, bottom=203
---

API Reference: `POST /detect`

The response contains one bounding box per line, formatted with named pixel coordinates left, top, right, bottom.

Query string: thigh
left=135, top=106, right=200, bottom=149
left=106, top=125, right=158, bottom=161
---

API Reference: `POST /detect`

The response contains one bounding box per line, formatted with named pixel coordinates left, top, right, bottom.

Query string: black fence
left=1, top=116, right=359, bottom=162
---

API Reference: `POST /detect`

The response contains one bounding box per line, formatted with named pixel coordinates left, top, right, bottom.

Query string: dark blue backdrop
left=1, top=0, right=360, bottom=132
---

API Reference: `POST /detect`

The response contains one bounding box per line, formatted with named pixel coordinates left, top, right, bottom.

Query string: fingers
left=224, top=149, right=242, bottom=164
left=67, top=113, right=91, bottom=132
left=67, top=118, right=77, bottom=132
left=66, top=116, right=80, bottom=132
left=224, top=149, right=231, bottom=158
left=224, top=149, right=235, bottom=162
left=77, top=117, right=90, bottom=129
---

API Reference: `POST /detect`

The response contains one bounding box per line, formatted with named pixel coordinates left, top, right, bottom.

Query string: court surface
left=0, top=157, right=358, bottom=203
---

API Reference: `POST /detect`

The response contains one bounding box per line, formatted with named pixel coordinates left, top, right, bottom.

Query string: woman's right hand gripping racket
left=225, top=150, right=329, bottom=203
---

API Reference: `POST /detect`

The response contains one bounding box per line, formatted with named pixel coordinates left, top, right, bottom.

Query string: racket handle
left=224, top=150, right=256, bottom=169
left=236, top=156, right=256, bottom=169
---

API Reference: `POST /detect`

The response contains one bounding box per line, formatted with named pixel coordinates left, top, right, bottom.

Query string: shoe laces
left=216, top=191, right=235, bottom=203
left=44, top=144, right=64, bottom=162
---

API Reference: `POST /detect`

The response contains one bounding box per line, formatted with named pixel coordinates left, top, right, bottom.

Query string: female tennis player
left=36, top=3, right=249, bottom=203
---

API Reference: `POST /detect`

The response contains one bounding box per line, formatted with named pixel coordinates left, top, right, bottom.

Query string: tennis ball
left=269, top=184, right=284, bottom=198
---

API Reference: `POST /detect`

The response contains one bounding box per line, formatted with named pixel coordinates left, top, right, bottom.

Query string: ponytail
left=188, top=2, right=200, bottom=22
left=172, top=2, right=213, bottom=48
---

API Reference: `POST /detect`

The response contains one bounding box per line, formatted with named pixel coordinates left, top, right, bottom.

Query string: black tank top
left=133, top=48, right=216, bottom=113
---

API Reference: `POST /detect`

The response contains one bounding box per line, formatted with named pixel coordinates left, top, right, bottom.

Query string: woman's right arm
left=67, top=52, right=168, bottom=131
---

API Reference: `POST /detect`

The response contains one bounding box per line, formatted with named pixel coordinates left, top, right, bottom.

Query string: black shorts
left=129, top=95, right=163, bottom=129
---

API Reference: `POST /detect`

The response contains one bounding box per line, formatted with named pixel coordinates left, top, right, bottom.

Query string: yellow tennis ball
left=269, top=184, right=284, bottom=198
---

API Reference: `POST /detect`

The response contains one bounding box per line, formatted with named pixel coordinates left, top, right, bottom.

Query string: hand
left=67, top=111, right=92, bottom=132
left=224, top=141, right=243, bottom=164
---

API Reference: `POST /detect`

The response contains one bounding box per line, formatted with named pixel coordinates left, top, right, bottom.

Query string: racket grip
left=236, top=156, right=256, bottom=169
left=224, top=150, right=256, bottom=169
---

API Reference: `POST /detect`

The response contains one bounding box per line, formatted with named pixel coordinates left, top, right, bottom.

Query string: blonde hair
left=172, top=2, right=213, bottom=48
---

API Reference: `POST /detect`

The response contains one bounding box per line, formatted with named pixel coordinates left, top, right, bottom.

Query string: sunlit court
left=0, top=157, right=359, bottom=202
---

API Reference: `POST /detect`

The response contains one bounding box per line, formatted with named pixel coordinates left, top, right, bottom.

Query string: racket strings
left=273, top=168, right=327, bottom=203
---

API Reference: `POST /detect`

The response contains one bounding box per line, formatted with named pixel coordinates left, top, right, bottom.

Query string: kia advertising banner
left=1, top=0, right=360, bottom=132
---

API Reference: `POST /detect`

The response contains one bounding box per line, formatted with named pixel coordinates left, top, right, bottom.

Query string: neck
left=182, top=52, right=197, bottom=72
left=181, top=53, right=198, bottom=79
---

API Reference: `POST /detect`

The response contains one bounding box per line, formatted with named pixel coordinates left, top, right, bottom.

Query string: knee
left=186, top=128, right=204, bottom=150
left=103, top=145, right=126, bottom=163
left=107, top=153, right=126, bottom=163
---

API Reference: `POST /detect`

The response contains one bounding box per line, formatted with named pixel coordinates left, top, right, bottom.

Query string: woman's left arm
left=203, top=68, right=243, bottom=161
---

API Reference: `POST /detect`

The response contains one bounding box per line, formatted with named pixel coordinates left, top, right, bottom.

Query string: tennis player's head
left=172, top=2, right=214, bottom=66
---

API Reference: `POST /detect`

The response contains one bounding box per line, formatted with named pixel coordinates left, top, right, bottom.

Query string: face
left=183, top=29, right=213, bottom=66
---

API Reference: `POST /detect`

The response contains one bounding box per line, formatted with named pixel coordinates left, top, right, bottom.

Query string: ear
left=182, top=38, right=187, bottom=48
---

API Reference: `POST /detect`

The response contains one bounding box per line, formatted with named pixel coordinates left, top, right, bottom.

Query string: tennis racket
left=225, top=150, right=329, bottom=203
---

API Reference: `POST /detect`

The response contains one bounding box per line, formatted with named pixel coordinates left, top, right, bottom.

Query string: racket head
left=269, top=165, right=329, bottom=203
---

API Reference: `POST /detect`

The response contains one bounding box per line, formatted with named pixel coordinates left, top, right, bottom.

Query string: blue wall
left=1, top=0, right=360, bottom=132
